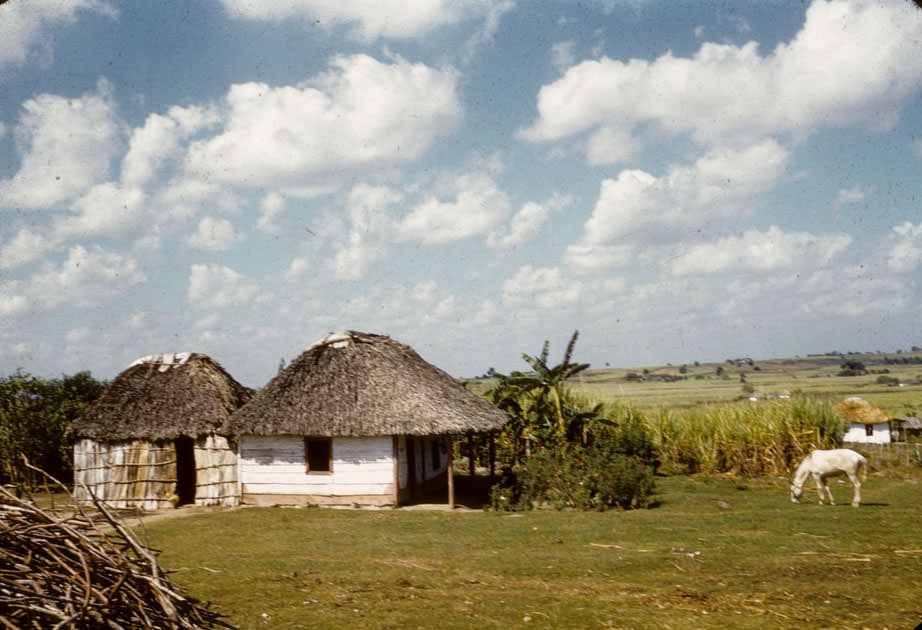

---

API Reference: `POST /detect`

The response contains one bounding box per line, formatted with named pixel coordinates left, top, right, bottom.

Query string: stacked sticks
left=0, top=462, right=233, bottom=629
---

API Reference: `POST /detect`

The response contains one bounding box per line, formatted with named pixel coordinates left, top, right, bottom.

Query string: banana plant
left=489, top=331, right=592, bottom=450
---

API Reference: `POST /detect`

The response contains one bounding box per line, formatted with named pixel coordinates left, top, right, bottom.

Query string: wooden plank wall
left=193, top=434, right=239, bottom=507
left=73, top=438, right=176, bottom=511
left=73, top=434, right=240, bottom=510
left=239, top=435, right=394, bottom=503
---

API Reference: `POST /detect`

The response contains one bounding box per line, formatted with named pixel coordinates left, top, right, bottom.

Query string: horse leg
left=847, top=472, right=861, bottom=507
left=812, top=473, right=827, bottom=505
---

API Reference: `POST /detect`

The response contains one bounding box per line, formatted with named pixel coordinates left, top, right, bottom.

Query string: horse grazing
left=790, top=449, right=868, bottom=507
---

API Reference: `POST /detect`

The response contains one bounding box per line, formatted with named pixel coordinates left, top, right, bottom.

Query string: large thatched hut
left=69, top=353, right=249, bottom=510
left=223, top=331, right=509, bottom=507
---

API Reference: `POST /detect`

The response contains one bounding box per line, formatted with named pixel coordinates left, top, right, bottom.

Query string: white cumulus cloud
left=185, top=54, right=462, bottom=195
left=188, top=263, right=257, bottom=309
left=502, top=265, right=583, bottom=309
left=520, top=0, right=922, bottom=157
left=184, top=217, right=242, bottom=251
left=566, top=140, right=790, bottom=271
left=0, top=229, right=54, bottom=270
left=121, top=105, right=219, bottom=188
left=54, top=183, right=147, bottom=240
left=0, top=79, right=122, bottom=208
left=0, top=245, right=146, bottom=315
left=668, top=226, right=853, bottom=276
left=219, top=0, right=510, bottom=42
left=488, top=193, right=571, bottom=248
left=399, top=172, right=510, bottom=245
left=330, top=183, right=403, bottom=280
left=888, top=221, right=922, bottom=273
left=0, top=0, right=116, bottom=75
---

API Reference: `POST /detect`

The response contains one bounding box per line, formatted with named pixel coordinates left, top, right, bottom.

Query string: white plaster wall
left=239, top=434, right=394, bottom=497
left=843, top=422, right=891, bottom=444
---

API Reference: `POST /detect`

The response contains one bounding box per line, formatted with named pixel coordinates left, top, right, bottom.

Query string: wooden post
left=393, top=436, right=400, bottom=506
left=489, top=432, right=496, bottom=481
left=447, top=436, right=455, bottom=510
left=468, top=434, right=475, bottom=476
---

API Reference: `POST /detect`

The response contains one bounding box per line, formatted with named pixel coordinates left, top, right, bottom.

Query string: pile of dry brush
left=0, top=460, right=234, bottom=629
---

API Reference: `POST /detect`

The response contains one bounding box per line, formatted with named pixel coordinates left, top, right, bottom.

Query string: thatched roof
left=69, top=353, right=250, bottom=441
left=223, top=331, right=509, bottom=437
left=837, top=396, right=890, bottom=425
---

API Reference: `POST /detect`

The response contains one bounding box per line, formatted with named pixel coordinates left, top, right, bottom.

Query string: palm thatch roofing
left=837, top=396, right=891, bottom=425
left=69, top=353, right=250, bottom=441
left=223, top=331, right=509, bottom=437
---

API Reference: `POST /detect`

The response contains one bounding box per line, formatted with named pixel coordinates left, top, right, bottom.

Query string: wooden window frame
left=304, top=437, right=333, bottom=474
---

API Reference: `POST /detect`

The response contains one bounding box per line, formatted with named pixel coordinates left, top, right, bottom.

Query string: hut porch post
left=489, top=432, right=496, bottom=481
left=446, top=435, right=454, bottom=510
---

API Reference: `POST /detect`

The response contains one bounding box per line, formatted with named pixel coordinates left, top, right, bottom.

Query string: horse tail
left=858, top=455, right=868, bottom=482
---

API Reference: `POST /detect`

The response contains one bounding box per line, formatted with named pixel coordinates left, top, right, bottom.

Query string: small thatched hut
left=839, top=396, right=892, bottom=444
left=223, top=331, right=509, bottom=507
left=69, top=353, right=249, bottom=510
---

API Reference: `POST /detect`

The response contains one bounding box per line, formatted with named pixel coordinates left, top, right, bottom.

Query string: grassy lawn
left=143, top=472, right=922, bottom=630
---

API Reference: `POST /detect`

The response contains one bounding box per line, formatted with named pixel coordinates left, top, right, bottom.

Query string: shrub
left=489, top=441, right=655, bottom=512
left=604, top=404, right=660, bottom=472
left=0, top=371, right=104, bottom=487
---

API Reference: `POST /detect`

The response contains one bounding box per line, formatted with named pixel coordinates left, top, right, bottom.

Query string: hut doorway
left=174, top=436, right=196, bottom=505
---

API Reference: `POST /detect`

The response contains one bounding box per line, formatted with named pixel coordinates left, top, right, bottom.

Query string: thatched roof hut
left=839, top=396, right=892, bottom=444
left=837, top=396, right=890, bottom=425
left=224, top=331, right=509, bottom=507
left=70, top=352, right=249, bottom=441
left=70, top=353, right=249, bottom=510
left=223, top=331, right=508, bottom=437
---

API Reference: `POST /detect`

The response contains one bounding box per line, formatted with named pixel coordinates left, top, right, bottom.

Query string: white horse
left=790, top=449, right=868, bottom=507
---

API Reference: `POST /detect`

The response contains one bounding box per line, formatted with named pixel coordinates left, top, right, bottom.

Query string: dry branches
left=0, top=460, right=234, bottom=629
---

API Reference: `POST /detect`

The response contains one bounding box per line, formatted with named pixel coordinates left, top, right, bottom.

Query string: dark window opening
left=865, top=424, right=874, bottom=437
left=174, top=436, right=196, bottom=506
left=305, top=438, right=332, bottom=473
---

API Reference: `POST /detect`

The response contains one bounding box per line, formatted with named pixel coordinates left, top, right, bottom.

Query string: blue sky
left=2, top=0, right=921, bottom=387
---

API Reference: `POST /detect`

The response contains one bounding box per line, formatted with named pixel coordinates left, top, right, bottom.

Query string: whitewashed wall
left=238, top=435, right=395, bottom=503
left=843, top=422, right=891, bottom=444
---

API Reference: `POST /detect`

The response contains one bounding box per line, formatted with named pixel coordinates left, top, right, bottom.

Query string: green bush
left=0, top=371, right=104, bottom=487
left=489, top=441, right=655, bottom=512
left=604, top=404, right=660, bottom=472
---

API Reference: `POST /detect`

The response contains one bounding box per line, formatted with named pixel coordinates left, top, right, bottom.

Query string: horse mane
left=791, top=451, right=813, bottom=487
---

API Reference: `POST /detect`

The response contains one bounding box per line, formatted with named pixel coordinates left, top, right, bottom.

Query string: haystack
left=69, top=353, right=249, bottom=510
left=223, top=331, right=509, bottom=507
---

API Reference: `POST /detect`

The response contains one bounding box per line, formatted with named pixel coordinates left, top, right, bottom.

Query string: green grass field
left=144, top=472, right=922, bottom=630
